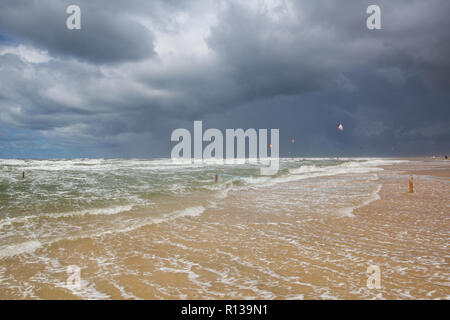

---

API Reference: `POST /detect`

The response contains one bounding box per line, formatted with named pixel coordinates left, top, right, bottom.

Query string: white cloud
left=0, top=45, right=51, bottom=64
left=43, top=85, right=84, bottom=108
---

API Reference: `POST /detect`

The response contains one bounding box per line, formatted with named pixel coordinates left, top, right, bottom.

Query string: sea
left=3, top=157, right=447, bottom=299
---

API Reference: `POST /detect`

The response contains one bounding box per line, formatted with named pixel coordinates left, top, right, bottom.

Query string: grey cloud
left=0, top=0, right=156, bottom=63
left=0, top=0, right=449, bottom=157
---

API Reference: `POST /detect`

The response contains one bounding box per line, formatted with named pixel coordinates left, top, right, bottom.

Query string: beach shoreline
left=0, top=158, right=448, bottom=299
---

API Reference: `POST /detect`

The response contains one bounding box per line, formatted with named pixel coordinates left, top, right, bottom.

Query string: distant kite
left=291, top=138, right=295, bottom=144
left=337, top=123, right=344, bottom=132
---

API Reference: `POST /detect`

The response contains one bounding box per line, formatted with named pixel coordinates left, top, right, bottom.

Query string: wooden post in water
left=409, top=175, right=414, bottom=193
left=22, top=171, right=25, bottom=179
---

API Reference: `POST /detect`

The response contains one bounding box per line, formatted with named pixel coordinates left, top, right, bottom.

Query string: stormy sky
left=0, top=0, right=449, bottom=158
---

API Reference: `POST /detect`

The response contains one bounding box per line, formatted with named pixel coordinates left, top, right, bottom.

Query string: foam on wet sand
left=0, top=158, right=448, bottom=299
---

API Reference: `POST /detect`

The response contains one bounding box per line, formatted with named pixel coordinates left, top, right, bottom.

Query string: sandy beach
left=0, top=158, right=448, bottom=299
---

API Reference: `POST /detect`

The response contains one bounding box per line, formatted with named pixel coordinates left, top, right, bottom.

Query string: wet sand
left=0, top=159, right=449, bottom=299
left=387, top=158, right=450, bottom=179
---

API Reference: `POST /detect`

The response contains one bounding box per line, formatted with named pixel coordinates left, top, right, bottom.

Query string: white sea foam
left=0, top=204, right=207, bottom=258
left=338, top=182, right=382, bottom=217
left=173, top=206, right=206, bottom=218
left=0, top=205, right=135, bottom=232
left=236, top=160, right=377, bottom=188
left=215, top=182, right=233, bottom=199
left=57, top=279, right=110, bottom=300
left=91, top=205, right=207, bottom=237
left=338, top=207, right=357, bottom=217
left=255, top=159, right=403, bottom=188
left=41, top=204, right=135, bottom=219
left=286, top=294, right=305, bottom=300
left=0, top=240, right=42, bottom=259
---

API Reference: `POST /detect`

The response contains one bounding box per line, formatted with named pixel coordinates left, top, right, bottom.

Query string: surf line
left=380, top=175, right=450, bottom=184
left=217, top=173, right=244, bottom=179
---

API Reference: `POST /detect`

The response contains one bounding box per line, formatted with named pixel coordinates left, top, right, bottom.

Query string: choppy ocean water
left=6, top=157, right=446, bottom=300
left=0, top=158, right=403, bottom=259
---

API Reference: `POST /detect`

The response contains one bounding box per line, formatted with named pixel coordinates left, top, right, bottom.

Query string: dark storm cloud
left=0, top=0, right=449, bottom=157
left=0, top=0, right=156, bottom=63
